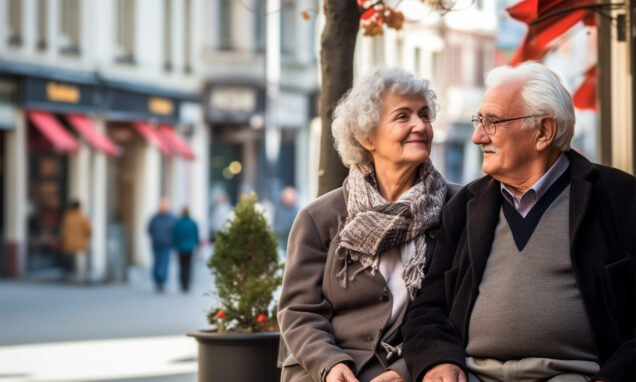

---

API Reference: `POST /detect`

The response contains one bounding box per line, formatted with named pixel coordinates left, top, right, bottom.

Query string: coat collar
left=466, top=176, right=503, bottom=286
left=565, top=149, right=596, bottom=250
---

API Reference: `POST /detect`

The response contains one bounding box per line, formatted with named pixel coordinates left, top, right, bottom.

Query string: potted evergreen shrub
left=188, top=194, right=283, bottom=381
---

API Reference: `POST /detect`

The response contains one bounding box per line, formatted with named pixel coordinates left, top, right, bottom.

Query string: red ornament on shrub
left=256, top=313, right=267, bottom=323
left=216, top=310, right=227, bottom=319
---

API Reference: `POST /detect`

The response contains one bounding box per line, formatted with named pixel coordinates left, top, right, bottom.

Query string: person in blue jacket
left=147, top=198, right=177, bottom=293
left=173, top=206, right=200, bottom=292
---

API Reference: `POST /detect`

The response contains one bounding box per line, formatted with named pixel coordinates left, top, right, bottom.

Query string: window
left=414, top=47, right=422, bottom=77
left=217, top=0, right=231, bottom=50
left=475, top=46, right=485, bottom=87
left=253, top=0, right=266, bottom=52
left=280, top=2, right=295, bottom=56
left=372, top=38, right=384, bottom=65
left=115, top=0, right=135, bottom=63
left=59, top=0, right=80, bottom=54
left=184, top=0, right=191, bottom=72
left=164, top=0, right=172, bottom=70
left=7, top=0, right=22, bottom=46
left=37, top=0, right=47, bottom=50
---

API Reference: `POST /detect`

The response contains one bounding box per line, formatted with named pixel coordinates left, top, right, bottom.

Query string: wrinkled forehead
left=481, top=80, right=526, bottom=117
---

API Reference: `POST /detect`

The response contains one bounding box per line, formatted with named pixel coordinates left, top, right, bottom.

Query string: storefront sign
left=21, top=77, right=100, bottom=113
left=106, top=88, right=180, bottom=122
left=148, top=97, right=174, bottom=116
left=206, top=85, right=265, bottom=124
left=46, top=82, right=80, bottom=104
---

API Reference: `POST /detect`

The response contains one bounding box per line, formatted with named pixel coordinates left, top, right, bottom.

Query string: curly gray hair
left=332, top=67, right=439, bottom=168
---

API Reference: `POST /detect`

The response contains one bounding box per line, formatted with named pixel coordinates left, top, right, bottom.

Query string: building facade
left=201, top=0, right=319, bottom=224
left=0, top=0, right=208, bottom=281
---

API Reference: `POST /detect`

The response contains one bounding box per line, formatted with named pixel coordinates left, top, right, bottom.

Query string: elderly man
left=402, top=62, right=635, bottom=382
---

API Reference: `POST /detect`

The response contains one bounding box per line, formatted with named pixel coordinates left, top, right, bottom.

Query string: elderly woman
left=278, top=67, right=458, bottom=382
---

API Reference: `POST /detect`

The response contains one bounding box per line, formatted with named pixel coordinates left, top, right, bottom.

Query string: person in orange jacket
left=60, top=199, right=92, bottom=283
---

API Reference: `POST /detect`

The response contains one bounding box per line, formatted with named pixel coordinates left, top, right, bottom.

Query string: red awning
left=66, top=114, right=122, bottom=157
left=27, top=111, right=79, bottom=153
left=508, top=0, right=596, bottom=65
left=159, top=125, right=195, bottom=161
left=573, top=65, right=597, bottom=111
left=133, top=122, right=172, bottom=155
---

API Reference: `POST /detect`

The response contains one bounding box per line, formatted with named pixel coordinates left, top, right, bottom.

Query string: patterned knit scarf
left=336, top=159, right=447, bottom=300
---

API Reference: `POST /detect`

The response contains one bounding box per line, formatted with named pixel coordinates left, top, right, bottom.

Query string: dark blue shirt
left=147, top=213, right=177, bottom=249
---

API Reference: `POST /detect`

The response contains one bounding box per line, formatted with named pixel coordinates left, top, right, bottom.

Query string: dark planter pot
left=187, top=330, right=281, bottom=382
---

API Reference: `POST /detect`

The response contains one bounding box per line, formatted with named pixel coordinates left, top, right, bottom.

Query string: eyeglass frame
left=471, top=114, right=544, bottom=135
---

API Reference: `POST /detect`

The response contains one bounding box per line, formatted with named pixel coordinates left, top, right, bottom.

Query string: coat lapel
left=466, top=177, right=503, bottom=287
left=566, top=150, right=595, bottom=249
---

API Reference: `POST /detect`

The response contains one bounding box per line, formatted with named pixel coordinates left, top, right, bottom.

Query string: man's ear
left=535, top=116, right=557, bottom=151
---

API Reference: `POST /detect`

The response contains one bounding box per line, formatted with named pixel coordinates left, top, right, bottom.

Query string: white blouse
left=378, top=240, right=413, bottom=325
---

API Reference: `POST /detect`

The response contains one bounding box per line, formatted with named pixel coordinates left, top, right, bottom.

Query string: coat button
left=380, top=293, right=390, bottom=303
left=364, top=337, right=373, bottom=342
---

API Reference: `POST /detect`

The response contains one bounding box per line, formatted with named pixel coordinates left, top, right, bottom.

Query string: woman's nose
left=412, top=117, right=429, bottom=132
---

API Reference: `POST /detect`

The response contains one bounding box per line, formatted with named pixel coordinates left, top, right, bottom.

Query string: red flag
left=573, top=65, right=597, bottom=110
left=507, top=0, right=538, bottom=24
left=508, top=0, right=596, bottom=65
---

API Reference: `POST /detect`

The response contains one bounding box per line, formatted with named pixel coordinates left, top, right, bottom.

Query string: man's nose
left=472, top=123, right=491, bottom=145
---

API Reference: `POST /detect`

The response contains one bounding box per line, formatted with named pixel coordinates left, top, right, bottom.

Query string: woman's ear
left=359, top=138, right=375, bottom=152
left=535, top=116, right=557, bottom=151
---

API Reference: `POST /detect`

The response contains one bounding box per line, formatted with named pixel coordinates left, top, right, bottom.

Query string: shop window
left=7, top=0, right=22, bottom=47
left=164, top=0, right=172, bottom=70
left=210, top=143, right=241, bottom=206
left=37, top=0, right=47, bottom=50
left=115, top=0, right=135, bottom=63
left=277, top=130, right=296, bottom=188
left=59, top=0, right=81, bottom=55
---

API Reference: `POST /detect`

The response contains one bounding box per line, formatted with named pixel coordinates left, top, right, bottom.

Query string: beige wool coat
left=278, top=185, right=458, bottom=382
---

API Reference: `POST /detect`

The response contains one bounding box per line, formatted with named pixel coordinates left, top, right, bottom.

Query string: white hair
left=331, top=66, right=439, bottom=167
left=485, top=62, right=575, bottom=151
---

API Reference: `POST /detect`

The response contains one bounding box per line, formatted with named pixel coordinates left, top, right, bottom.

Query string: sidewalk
left=0, top=254, right=214, bottom=382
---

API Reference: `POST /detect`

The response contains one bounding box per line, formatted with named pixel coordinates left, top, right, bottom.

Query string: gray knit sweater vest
left=466, top=186, right=598, bottom=362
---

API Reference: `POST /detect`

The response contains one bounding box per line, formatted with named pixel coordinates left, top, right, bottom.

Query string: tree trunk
left=317, top=0, right=360, bottom=196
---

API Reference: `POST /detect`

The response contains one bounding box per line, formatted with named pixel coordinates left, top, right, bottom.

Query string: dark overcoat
left=402, top=150, right=636, bottom=382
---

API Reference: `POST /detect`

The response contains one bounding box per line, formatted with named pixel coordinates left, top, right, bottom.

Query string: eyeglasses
left=471, top=114, right=542, bottom=135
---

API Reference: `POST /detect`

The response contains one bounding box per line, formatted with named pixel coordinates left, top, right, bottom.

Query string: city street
left=0, top=253, right=215, bottom=382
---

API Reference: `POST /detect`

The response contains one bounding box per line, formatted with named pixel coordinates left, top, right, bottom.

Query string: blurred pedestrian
left=60, top=199, right=92, bottom=283
left=209, top=192, right=232, bottom=242
left=147, top=197, right=176, bottom=293
left=273, top=186, right=299, bottom=253
left=172, top=206, right=200, bottom=293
